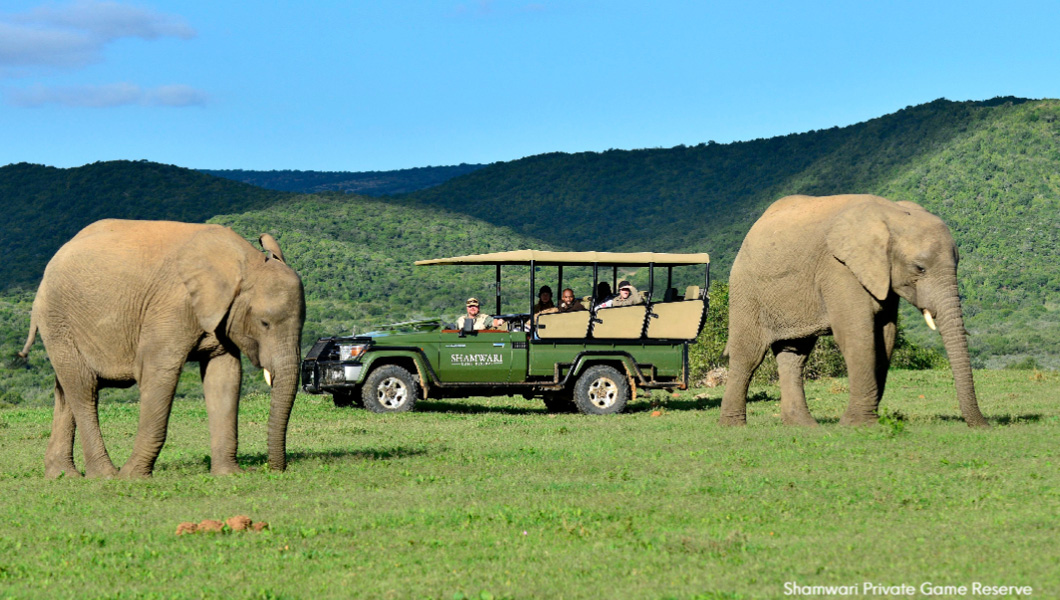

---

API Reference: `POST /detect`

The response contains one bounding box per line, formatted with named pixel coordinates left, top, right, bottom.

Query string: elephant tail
left=17, top=316, right=38, bottom=361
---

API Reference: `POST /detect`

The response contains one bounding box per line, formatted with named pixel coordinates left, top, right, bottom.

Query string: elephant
left=719, top=194, right=988, bottom=428
left=18, top=219, right=306, bottom=478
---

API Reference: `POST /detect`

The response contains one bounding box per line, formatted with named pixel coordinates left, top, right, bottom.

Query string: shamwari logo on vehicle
left=450, top=353, right=504, bottom=367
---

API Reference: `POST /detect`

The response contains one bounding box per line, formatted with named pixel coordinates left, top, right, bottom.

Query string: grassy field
left=1, top=369, right=1057, bottom=599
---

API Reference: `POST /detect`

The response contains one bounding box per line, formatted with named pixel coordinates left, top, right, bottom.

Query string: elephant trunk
left=934, top=291, right=989, bottom=428
left=266, top=350, right=300, bottom=471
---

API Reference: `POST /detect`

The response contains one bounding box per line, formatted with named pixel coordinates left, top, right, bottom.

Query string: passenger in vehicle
left=610, top=280, right=644, bottom=307
left=456, top=297, right=493, bottom=330
left=533, top=285, right=555, bottom=313
left=593, top=282, right=615, bottom=309
left=534, top=288, right=585, bottom=318
left=557, top=288, right=587, bottom=312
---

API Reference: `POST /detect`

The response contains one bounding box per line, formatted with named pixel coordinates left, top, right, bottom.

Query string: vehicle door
left=438, top=330, right=517, bottom=383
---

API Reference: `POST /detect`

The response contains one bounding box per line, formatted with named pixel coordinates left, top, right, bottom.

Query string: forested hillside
left=400, top=97, right=1060, bottom=367
left=201, top=164, right=485, bottom=196
left=209, top=194, right=560, bottom=346
left=0, top=160, right=286, bottom=290
left=1, top=96, right=1058, bottom=400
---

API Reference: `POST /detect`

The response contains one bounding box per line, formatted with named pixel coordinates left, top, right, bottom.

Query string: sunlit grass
left=1, top=369, right=1057, bottom=599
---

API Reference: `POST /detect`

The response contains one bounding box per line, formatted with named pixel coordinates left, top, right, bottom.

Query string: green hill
left=201, top=164, right=485, bottom=196
left=0, top=160, right=286, bottom=291
left=2, top=96, right=1058, bottom=405
left=208, top=194, right=562, bottom=345
left=399, top=97, right=1060, bottom=367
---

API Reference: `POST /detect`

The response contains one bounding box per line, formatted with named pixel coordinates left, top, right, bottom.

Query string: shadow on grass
left=934, top=413, right=1042, bottom=425
left=627, top=389, right=776, bottom=413
left=164, top=446, right=433, bottom=472
left=414, top=400, right=544, bottom=415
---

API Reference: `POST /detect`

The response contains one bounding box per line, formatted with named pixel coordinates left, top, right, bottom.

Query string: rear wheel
left=573, top=365, right=630, bottom=415
left=361, top=365, right=418, bottom=413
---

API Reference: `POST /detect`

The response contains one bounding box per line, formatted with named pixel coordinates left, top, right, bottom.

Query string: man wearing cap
left=610, top=280, right=644, bottom=307
left=456, top=297, right=493, bottom=330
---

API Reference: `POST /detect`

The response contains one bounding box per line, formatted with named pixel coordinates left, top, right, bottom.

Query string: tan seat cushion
left=646, top=299, right=705, bottom=339
left=536, top=311, right=591, bottom=339
left=592, top=306, right=647, bottom=339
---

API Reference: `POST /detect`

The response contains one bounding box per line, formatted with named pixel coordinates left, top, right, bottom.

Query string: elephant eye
left=915, top=265, right=926, bottom=274
left=261, top=320, right=270, bottom=329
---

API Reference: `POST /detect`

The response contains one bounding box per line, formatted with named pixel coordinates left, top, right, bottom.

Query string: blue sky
left=2, top=1, right=1059, bottom=172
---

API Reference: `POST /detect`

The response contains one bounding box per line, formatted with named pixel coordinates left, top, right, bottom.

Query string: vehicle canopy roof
left=414, top=249, right=709, bottom=267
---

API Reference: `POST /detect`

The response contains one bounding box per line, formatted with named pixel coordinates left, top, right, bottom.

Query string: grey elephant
left=720, top=194, right=988, bottom=428
left=19, top=219, right=306, bottom=478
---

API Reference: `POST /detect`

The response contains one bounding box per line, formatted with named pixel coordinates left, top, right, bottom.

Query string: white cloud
left=0, top=1, right=195, bottom=71
left=15, top=0, right=195, bottom=41
left=0, top=2, right=204, bottom=109
left=6, top=82, right=208, bottom=108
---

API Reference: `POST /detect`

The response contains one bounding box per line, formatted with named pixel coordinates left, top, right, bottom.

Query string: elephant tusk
left=923, top=309, right=937, bottom=331
left=264, top=369, right=273, bottom=387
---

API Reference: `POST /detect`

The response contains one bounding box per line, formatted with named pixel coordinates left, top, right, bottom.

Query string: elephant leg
left=57, top=365, right=118, bottom=478
left=720, top=340, right=769, bottom=426
left=876, top=314, right=898, bottom=402
left=119, top=362, right=183, bottom=479
left=44, top=379, right=83, bottom=479
left=201, top=353, right=243, bottom=475
left=773, top=338, right=818, bottom=426
left=832, top=315, right=882, bottom=426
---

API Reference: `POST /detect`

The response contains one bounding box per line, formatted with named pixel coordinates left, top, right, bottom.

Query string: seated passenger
left=593, top=282, right=615, bottom=309
left=557, top=288, right=587, bottom=312
left=533, top=286, right=555, bottom=313
left=456, top=297, right=493, bottom=330
left=610, top=280, right=644, bottom=307
left=537, top=288, right=585, bottom=316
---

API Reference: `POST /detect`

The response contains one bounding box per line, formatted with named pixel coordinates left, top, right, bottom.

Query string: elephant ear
left=827, top=207, right=892, bottom=301
left=258, top=233, right=286, bottom=264
left=177, top=229, right=246, bottom=334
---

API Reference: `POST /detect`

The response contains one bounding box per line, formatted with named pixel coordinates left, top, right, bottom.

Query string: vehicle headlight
left=337, top=343, right=368, bottom=361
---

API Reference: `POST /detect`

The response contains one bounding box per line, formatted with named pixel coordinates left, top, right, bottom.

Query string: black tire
left=331, top=389, right=363, bottom=408
left=542, top=390, right=576, bottom=414
left=361, top=365, right=418, bottom=413
left=572, top=365, right=630, bottom=415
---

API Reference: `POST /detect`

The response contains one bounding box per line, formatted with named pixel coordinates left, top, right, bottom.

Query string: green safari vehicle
left=300, top=250, right=710, bottom=415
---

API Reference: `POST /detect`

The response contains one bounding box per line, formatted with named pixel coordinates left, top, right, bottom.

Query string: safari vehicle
left=301, top=250, right=710, bottom=415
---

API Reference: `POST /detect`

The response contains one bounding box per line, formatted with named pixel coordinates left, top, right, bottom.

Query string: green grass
left=1, top=370, right=1057, bottom=599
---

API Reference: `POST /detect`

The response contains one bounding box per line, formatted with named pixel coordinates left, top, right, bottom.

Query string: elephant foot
left=117, top=462, right=153, bottom=479
left=839, top=410, right=878, bottom=427
left=782, top=411, right=819, bottom=427
left=719, top=413, right=747, bottom=426
left=210, top=463, right=245, bottom=476
left=84, top=461, right=119, bottom=479
left=45, top=462, right=83, bottom=479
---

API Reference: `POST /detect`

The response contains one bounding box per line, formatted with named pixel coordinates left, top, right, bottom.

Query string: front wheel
left=361, top=366, right=418, bottom=413
left=573, top=365, right=630, bottom=415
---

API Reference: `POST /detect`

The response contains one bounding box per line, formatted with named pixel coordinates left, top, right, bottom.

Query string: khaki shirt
left=610, top=285, right=644, bottom=307
left=456, top=312, right=493, bottom=330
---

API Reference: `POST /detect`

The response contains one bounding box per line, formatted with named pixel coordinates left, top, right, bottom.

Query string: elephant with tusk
left=719, top=194, right=989, bottom=428
left=20, top=219, right=306, bottom=478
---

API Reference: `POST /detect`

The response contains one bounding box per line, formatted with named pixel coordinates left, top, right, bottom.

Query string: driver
left=456, top=297, right=493, bottom=330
